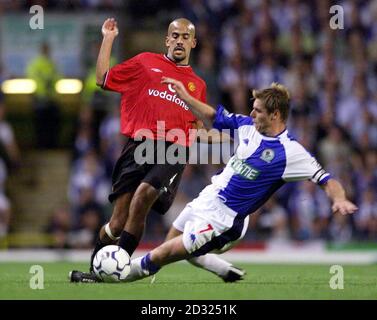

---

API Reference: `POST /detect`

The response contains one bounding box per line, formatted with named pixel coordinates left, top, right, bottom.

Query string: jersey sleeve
left=102, top=54, right=143, bottom=93
left=282, top=141, right=331, bottom=185
left=213, top=105, right=252, bottom=138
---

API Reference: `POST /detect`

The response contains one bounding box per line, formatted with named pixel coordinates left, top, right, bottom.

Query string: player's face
left=166, top=22, right=197, bottom=65
left=250, top=99, right=273, bottom=135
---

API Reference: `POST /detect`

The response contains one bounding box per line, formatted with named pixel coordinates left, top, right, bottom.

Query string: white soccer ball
left=93, top=245, right=131, bottom=283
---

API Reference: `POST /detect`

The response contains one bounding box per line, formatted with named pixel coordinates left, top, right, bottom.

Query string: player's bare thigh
left=164, top=226, right=183, bottom=241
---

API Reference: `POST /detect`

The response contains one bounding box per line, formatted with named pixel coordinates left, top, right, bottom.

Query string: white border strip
left=1, top=249, right=377, bottom=264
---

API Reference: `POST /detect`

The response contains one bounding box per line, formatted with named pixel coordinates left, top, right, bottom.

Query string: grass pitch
left=0, top=262, right=376, bottom=300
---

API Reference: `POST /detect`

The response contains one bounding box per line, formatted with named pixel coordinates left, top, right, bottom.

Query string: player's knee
left=139, top=183, right=159, bottom=200
left=132, top=183, right=159, bottom=211
left=166, top=237, right=187, bottom=258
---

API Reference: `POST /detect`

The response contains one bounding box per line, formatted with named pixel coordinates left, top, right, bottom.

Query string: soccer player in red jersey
left=70, top=17, right=212, bottom=282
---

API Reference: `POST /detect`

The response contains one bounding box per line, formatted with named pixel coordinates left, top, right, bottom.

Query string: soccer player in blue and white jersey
left=124, top=78, right=358, bottom=283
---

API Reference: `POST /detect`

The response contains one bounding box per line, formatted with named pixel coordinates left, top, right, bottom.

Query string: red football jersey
left=102, top=52, right=207, bottom=146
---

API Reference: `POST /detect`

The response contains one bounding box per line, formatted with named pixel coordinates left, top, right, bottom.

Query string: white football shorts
left=173, top=185, right=249, bottom=256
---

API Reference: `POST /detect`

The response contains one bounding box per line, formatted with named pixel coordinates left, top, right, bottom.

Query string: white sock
left=188, top=254, right=232, bottom=277
left=123, top=256, right=150, bottom=282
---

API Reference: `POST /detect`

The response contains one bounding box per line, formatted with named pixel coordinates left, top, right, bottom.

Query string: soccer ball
left=93, top=245, right=131, bottom=282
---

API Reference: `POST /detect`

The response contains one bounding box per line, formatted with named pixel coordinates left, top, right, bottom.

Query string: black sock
left=118, top=231, right=139, bottom=256
left=89, top=237, right=107, bottom=271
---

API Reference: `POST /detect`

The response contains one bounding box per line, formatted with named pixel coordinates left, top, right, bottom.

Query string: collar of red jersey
left=163, top=54, right=191, bottom=67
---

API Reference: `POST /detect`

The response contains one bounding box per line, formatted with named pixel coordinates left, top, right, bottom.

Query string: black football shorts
left=109, top=137, right=188, bottom=214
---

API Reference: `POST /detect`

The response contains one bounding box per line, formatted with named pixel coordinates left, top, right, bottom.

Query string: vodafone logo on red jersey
left=168, top=84, right=176, bottom=92
left=148, top=85, right=189, bottom=111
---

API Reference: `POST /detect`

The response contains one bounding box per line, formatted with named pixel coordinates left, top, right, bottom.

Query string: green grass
left=0, top=262, right=376, bottom=300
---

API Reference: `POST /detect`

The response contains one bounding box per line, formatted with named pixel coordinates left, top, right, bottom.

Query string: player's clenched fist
left=102, top=18, right=119, bottom=37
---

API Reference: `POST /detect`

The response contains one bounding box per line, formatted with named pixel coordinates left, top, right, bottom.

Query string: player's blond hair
left=252, top=82, right=290, bottom=122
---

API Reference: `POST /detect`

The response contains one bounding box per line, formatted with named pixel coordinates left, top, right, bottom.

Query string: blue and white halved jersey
left=208, top=105, right=331, bottom=218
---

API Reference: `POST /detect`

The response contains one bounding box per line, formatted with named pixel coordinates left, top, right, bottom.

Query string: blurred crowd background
left=0, top=0, right=376, bottom=249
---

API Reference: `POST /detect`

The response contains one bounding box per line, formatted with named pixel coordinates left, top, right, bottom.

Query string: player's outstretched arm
left=161, top=77, right=216, bottom=128
left=321, top=179, right=358, bottom=215
left=96, top=18, right=119, bottom=86
left=194, top=120, right=232, bottom=144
